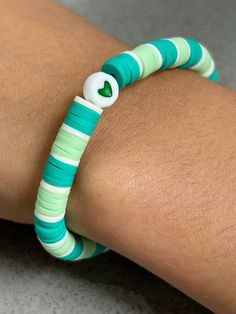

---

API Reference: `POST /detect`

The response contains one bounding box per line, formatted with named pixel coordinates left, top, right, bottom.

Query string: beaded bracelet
left=34, top=37, right=218, bottom=261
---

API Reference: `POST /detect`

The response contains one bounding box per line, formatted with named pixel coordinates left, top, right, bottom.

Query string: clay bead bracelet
left=34, top=37, right=218, bottom=261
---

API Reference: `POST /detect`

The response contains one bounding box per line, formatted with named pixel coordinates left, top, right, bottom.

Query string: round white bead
left=83, top=72, right=119, bottom=108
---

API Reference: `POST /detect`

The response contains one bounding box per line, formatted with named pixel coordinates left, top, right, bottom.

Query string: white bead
left=83, top=72, right=119, bottom=108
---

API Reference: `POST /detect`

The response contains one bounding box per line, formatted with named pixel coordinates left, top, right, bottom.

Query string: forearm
left=72, top=70, right=236, bottom=313
left=0, top=0, right=126, bottom=222
left=1, top=1, right=236, bottom=313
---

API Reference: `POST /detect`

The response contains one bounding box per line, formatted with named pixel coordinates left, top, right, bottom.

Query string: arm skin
left=0, top=0, right=236, bottom=312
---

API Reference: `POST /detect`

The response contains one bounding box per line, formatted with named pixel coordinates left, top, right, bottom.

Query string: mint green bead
left=58, top=127, right=87, bottom=143
left=194, top=47, right=213, bottom=74
left=51, top=144, right=77, bottom=160
left=53, top=139, right=85, bottom=158
left=146, top=39, right=178, bottom=69
left=38, top=186, right=69, bottom=200
left=55, top=138, right=85, bottom=154
left=80, top=238, right=96, bottom=258
left=37, top=193, right=67, bottom=208
left=38, top=191, right=68, bottom=206
left=56, top=129, right=88, bottom=151
left=169, top=37, right=190, bottom=67
left=59, top=235, right=84, bottom=261
left=52, top=142, right=83, bottom=160
left=179, top=38, right=203, bottom=68
left=132, top=44, right=161, bottom=78
left=38, top=187, right=68, bottom=201
left=36, top=198, right=66, bottom=212
left=45, top=232, right=75, bottom=258
left=36, top=204, right=66, bottom=217
left=35, top=205, right=65, bottom=218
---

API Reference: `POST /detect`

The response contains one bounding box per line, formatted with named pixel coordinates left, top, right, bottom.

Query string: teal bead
left=63, top=99, right=101, bottom=137
left=63, top=115, right=96, bottom=136
left=34, top=217, right=66, bottom=244
left=119, top=53, right=140, bottom=84
left=42, top=173, right=73, bottom=187
left=42, top=169, right=74, bottom=183
left=179, top=38, right=203, bottom=68
left=91, top=243, right=107, bottom=257
left=43, top=161, right=76, bottom=178
left=101, top=52, right=141, bottom=89
left=59, top=235, right=83, bottom=261
left=146, top=39, right=178, bottom=69
left=47, top=155, right=77, bottom=173
left=69, top=101, right=100, bottom=123
left=102, top=56, right=127, bottom=88
left=208, top=68, right=218, bottom=81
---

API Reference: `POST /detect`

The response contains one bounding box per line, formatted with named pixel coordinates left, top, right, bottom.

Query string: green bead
left=34, top=216, right=67, bottom=243
left=101, top=52, right=141, bottom=88
left=132, top=44, right=162, bottom=78
left=179, top=38, right=203, bottom=68
left=169, top=37, right=190, bottom=67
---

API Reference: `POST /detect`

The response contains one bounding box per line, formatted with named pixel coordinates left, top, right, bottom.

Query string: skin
left=0, top=0, right=236, bottom=312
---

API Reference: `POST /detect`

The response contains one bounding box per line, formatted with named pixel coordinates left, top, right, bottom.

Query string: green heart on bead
left=98, top=81, right=112, bottom=97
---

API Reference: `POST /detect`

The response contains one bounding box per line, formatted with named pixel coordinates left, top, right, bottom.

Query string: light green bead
left=51, top=142, right=83, bottom=160
left=37, top=197, right=66, bottom=211
left=194, top=46, right=213, bottom=74
left=55, top=142, right=84, bottom=159
left=37, top=195, right=67, bottom=210
left=57, top=128, right=88, bottom=150
left=35, top=200, right=66, bottom=216
left=80, top=238, right=96, bottom=258
left=44, top=232, right=75, bottom=257
left=132, top=44, right=162, bottom=78
left=54, top=138, right=85, bottom=155
left=39, top=185, right=69, bottom=199
left=52, top=128, right=88, bottom=161
left=169, top=37, right=190, bottom=67
left=38, top=190, right=68, bottom=206
left=38, top=190, right=68, bottom=204
left=35, top=207, right=65, bottom=218
left=37, top=197, right=67, bottom=210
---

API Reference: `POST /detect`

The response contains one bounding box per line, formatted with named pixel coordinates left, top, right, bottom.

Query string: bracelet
left=34, top=37, right=218, bottom=261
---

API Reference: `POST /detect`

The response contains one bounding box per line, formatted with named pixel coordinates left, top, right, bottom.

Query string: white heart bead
left=83, top=72, right=119, bottom=108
